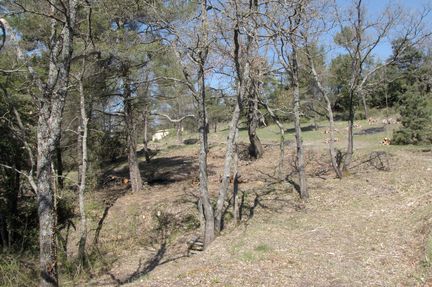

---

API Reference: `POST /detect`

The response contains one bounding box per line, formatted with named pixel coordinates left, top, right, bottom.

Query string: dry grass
left=58, top=119, right=432, bottom=286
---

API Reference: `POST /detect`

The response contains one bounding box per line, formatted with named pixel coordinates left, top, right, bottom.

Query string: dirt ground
left=73, top=123, right=432, bottom=287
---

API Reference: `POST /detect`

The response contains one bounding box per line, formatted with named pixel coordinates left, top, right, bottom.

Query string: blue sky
left=334, top=0, right=432, bottom=61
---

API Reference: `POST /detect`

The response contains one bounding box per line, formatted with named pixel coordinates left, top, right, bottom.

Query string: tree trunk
left=77, top=75, right=88, bottom=265
left=214, top=102, right=241, bottom=233
left=290, top=38, right=308, bottom=199
left=261, top=103, right=285, bottom=180
left=305, top=43, right=342, bottom=179
left=124, top=77, right=143, bottom=193
left=37, top=111, right=60, bottom=287
left=55, top=138, right=63, bottom=189
left=176, top=122, right=183, bottom=144
left=197, top=73, right=214, bottom=247
left=246, top=0, right=264, bottom=160
left=37, top=1, right=77, bottom=285
left=196, top=0, right=215, bottom=248
left=142, top=105, right=150, bottom=162
left=343, top=89, right=355, bottom=172
left=361, top=91, right=368, bottom=119
left=247, top=94, right=264, bottom=159
left=232, top=130, right=240, bottom=225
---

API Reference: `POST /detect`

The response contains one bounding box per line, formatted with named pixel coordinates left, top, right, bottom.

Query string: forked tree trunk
left=215, top=20, right=246, bottom=233
left=214, top=102, right=241, bottom=233
left=124, top=76, right=143, bottom=193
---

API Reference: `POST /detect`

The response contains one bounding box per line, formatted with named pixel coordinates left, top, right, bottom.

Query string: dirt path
left=106, top=150, right=432, bottom=287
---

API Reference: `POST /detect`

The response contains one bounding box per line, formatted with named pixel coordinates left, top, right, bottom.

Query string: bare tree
left=267, top=0, right=309, bottom=198
left=214, top=0, right=249, bottom=232
left=334, top=0, right=431, bottom=171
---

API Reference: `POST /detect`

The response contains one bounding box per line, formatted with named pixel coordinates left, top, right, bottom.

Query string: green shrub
left=392, top=88, right=432, bottom=145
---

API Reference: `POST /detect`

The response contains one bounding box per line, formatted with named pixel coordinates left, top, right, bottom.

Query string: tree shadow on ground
left=107, top=240, right=189, bottom=286
left=102, top=155, right=214, bottom=187
left=285, top=124, right=320, bottom=133
left=354, top=126, right=385, bottom=135
left=93, top=186, right=129, bottom=246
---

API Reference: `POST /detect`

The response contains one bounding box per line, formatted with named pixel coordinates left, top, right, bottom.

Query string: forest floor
left=61, top=118, right=432, bottom=287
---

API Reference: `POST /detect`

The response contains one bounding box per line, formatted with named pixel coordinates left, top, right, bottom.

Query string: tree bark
left=290, top=28, right=308, bottom=199
left=343, top=89, right=355, bottom=172
left=246, top=0, right=264, bottom=159
left=214, top=102, right=241, bottom=233
left=197, top=0, right=215, bottom=248
left=304, top=45, right=343, bottom=178
left=232, top=129, right=240, bottom=224
left=55, top=138, right=63, bottom=189
left=247, top=94, right=264, bottom=159
left=37, top=1, right=77, bottom=285
left=123, top=75, right=143, bottom=193
left=77, top=74, right=88, bottom=265
left=142, top=103, right=150, bottom=162
left=361, top=91, right=368, bottom=119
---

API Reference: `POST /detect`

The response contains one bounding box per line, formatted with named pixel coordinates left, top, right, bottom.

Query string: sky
left=334, top=0, right=432, bottom=61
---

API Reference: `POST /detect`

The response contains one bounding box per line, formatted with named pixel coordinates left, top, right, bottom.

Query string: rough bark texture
left=123, top=75, right=143, bottom=193
left=197, top=76, right=214, bottom=247
left=197, top=0, right=215, bottom=248
left=214, top=20, right=247, bottom=233
left=36, top=2, right=77, bottom=285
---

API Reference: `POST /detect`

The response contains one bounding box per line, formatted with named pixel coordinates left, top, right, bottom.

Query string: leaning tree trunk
left=214, top=101, right=241, bottom=233
left=124, top=77, right=143, bottom=193
left=305, top=48, right=343, bottom=179
left=290, top=38, right=308, bottom=199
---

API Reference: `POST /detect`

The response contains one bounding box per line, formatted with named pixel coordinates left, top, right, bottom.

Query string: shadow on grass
left=354, top=126, right=385, bottom=136
left=285, top=124, right=320, bottom=134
